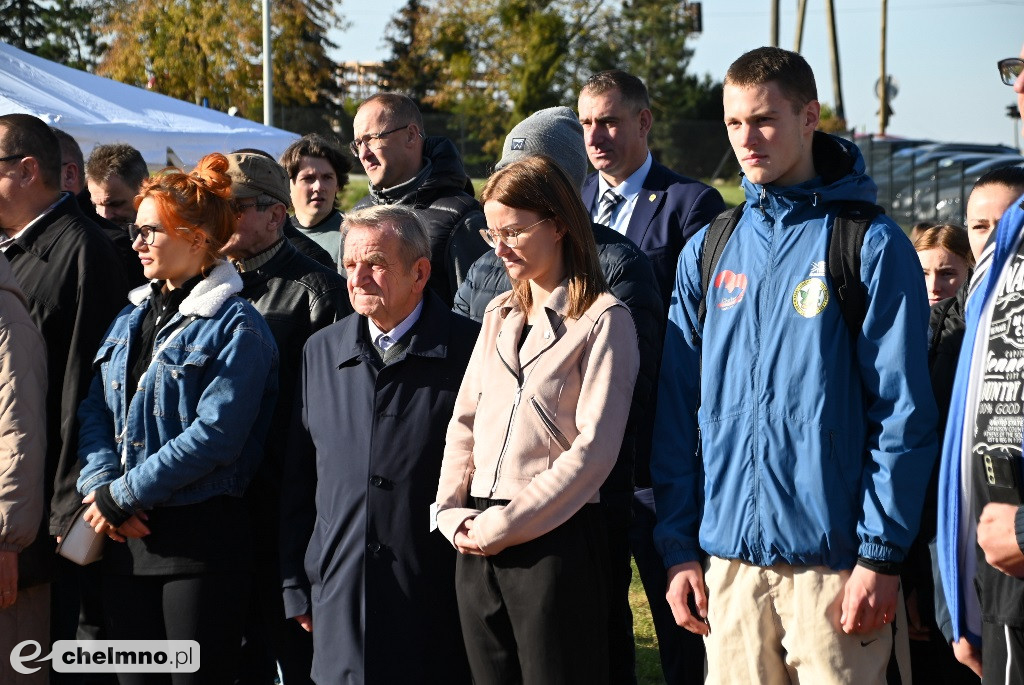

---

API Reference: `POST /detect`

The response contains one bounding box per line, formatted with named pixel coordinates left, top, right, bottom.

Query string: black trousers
left=101, top=572, right=250, bottom=685
left=983, top=621, right=1024, bottom=685
left=456, top=500, right=609, bottom=685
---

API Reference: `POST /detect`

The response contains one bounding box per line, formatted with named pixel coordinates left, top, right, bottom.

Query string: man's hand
left=840, top=565, right=899, bottom=634
left=665, top=561, right=709, bottom=636
left=0, top=550, right=17, bottom=609
left=952, top=636, right=982, bottom=677
left=294, top=614, right=313, bottom=633
left=977, top=503, right=1024, bottom=577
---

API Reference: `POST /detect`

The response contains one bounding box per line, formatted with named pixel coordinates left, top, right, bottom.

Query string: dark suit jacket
left=583, top=158, right=726, bottom=312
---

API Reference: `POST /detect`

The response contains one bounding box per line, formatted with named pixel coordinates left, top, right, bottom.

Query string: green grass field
left=631, top=558, right=667, bottom=684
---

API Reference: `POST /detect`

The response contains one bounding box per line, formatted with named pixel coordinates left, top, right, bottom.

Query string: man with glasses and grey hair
left=280, top=204, right=476, bottom=683
left=221, top=149, right=351, bottom=685
left=937, top=44, right=1024, bottom=682
left=350, top=93, right=489, bottom=307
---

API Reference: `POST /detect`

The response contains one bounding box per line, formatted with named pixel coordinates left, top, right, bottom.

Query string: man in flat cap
left=222, top=149, right=352, bottom=685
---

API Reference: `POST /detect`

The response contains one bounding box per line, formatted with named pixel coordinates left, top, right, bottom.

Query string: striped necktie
left=596, top=188, right=624, bottom=226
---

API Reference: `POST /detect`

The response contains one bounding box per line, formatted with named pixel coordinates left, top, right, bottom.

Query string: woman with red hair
left=76, top=153, right=279, bottom=684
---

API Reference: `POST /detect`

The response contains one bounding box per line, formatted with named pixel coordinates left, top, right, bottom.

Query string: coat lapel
left=581, top=174, right=599, bottom=217
left=625, top=170, right=665, bottom=248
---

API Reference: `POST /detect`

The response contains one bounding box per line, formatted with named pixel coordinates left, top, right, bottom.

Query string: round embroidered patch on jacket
left=792, top=278, right=829, bottom=318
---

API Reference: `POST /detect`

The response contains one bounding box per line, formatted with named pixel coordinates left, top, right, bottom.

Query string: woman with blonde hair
left=914, top=224, right=974, bottom=307
left=434, top=155, right=640, bottom=684
left=76, top=153, right=279, bottom=684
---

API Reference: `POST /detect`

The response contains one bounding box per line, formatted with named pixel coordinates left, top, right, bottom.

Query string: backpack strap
left=698, top=203, right=746, bottom=329
left=828, top=201, right=884, bottom=337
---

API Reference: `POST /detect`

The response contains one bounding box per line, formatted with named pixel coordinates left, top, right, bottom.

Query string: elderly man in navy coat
left=280, top=204, right=476, bottom=684
left=578, top=70, right=726, bottom=684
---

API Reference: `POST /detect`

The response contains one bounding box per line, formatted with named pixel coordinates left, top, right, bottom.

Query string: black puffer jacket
left=453, top=222, right=665, bottom=511
left=353, top=137, right=489, bottom=307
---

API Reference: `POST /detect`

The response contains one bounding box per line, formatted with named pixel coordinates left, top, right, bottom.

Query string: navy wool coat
left=281, top=289, right=478, bottom=684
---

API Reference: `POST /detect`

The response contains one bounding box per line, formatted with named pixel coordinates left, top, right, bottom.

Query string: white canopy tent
left=0, top=40, right=299, bottom=167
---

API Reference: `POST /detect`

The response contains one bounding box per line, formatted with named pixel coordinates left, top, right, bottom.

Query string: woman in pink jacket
left=435, top=155, right=640, bottom=684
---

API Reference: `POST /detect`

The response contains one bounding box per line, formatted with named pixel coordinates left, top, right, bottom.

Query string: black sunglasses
left=998, top=58, right=1024, bottom=86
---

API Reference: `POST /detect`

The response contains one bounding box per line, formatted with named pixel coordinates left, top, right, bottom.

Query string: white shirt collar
left=366, top=298, right=425, bottom=351
left=593, top=153, right=653, bottom=235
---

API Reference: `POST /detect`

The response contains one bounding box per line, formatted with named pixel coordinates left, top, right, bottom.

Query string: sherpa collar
left=128, top=260, right=243, bottom=318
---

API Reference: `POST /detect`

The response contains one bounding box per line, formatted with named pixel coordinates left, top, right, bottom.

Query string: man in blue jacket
left=937, top=42, right=1024, bottom=682
left=651, top=47, right=937, bottom=683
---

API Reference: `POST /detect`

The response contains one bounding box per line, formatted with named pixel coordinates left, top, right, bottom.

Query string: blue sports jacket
left=652, top=133, right=938, bottom=571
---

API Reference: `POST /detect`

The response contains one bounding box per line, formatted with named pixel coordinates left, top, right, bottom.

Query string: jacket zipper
left=490, top=384, right=523, bottom=496
left=530, top=397, right=571, bottom=451
left=751, top=185, right=774, bottom=564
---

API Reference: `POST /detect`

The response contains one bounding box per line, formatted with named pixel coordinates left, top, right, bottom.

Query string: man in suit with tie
left=580, top=70, right=725, bottom=310
left=578, top=69, right=725, bottom=684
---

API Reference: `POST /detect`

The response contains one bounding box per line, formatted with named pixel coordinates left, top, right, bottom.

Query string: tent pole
left=263, top=0, right=273, bottom=127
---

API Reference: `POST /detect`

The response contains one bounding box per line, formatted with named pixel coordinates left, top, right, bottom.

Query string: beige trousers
left=703, top=557, right=911, bottom=685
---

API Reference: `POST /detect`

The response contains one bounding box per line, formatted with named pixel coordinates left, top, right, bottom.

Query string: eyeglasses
left=998, top=58, right=1024, bottom=86
left=348, top=124, right=411, bottom=157
left=0, top=154, right=25, bottom=164
left=483, top=217, right=551, bottom=248
left=230, top=199, right=273, bottom=215
left=127, top=223, right=168, bottom=245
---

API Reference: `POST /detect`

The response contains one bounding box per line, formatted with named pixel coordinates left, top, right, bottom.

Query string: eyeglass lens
left=1000, top=58, right=1024, bottom=86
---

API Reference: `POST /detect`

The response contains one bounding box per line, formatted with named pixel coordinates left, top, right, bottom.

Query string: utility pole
left=794, top=0, right=808, bottom=52
left=824, top=0, right=845, bottom=122
left=770, top=0, right=779, bottom=47
left=879, top=0, right=888, bottom=134
left=263, top=0, right=273, bottom=127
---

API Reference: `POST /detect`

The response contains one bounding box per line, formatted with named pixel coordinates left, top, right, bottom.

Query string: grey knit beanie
left=496, top=106, right=588, bottom=191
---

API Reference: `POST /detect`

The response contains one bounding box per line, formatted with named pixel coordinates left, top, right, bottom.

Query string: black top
left=972, top=243, right=1024, bottom=626
left=128, top=276, right=202, bottom=390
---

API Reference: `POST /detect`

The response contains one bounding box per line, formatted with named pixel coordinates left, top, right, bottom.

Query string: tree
left=94, top=0, right=343, bottom=123
left=385, top=0, right=599, bottom=161
left=0, top=0, right=49, bottom=52
left=0, top=0, right=99, bottom=70
left=379, top=0, right=439, bottom=105
left=573, top=0, right=723, bottom=175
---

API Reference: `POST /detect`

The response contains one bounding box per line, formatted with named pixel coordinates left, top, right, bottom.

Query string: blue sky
left=331, top=0, right=1024, bottom=148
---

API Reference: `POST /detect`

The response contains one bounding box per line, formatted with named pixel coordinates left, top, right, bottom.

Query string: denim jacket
left=77, top=260, right=279, bottom=513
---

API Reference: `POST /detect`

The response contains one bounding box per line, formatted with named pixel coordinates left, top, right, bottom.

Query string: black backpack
left=697, top=201, right=884, bottom=336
